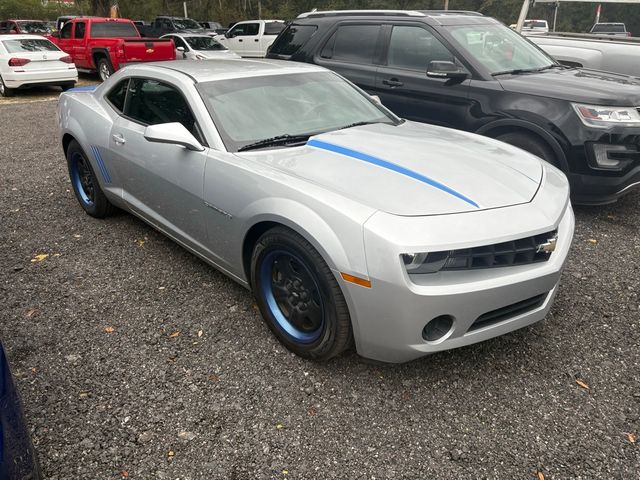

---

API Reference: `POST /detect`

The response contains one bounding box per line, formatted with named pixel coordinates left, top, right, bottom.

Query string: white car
left=0, top=34, right=77, bottom=97
left=216, top=20, right=285, bottom=57
left=161, top=33, right=240, bottom=60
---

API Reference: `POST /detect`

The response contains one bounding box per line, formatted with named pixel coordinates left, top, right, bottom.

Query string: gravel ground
left=1, top=100, right=639, bottom=480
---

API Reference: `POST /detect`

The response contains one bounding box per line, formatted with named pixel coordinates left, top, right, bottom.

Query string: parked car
left=50, top=17, right=175, bottom=82
left=216, top=20, right=285, bottom=57
left=589, top=22, right=630, bottom=37
left=161, top=33, right=240, bottom=60
left=199, top=20, right=224, bottom=32
left=132, top=20, right=149, bottom=33
left=0, top=34, right=77, bottom=97
left=268, top=10, right=640, bottom=205
left=0, top=19, right=51, bottom=35
left=57, top=59, right=574, bottom=363
left=0, top=340, right=42, bottom=479
left=141, top=16, right=206, bottom=37
left=530, top=32, right=640, bottom=75
left=521, top=19, right=549, bottom=35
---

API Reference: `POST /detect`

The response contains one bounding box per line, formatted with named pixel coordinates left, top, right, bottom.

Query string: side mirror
left=370, top=94, right=382, bottom=105
left=176, top=46, right=185, bottom=52
left=427, top=60, right=469, bottom=80
left=225, top=31, right=233, bottom=38
left=144, top=123, right=204, bottom=152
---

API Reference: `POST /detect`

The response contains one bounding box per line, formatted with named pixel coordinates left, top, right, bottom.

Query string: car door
left=241, top=22, right=261, bottom=57
left=56, top=21, right=73, bottom=55
left=108, top=77, right=210, bottom=252
left=169, top=35, right=191, bottom=59
left=375, top=24, right=473, bottom=129
left=227, top=23, right=251, bottom=56
left=313, top=23, right=383, bottom=96
left=71, top=21, right=88, bottom=68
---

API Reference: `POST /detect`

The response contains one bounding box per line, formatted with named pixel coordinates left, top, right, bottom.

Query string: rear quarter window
left=269, top=24, right=317, bottom=55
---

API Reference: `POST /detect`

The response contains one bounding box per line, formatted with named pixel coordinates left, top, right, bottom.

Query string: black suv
left=268, top=10, right=640, bottom=204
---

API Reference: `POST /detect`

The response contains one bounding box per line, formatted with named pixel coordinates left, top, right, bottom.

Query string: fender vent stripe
left=91, top=146, right=112, bottom=184
left=307, top=139, right=479, bottom=208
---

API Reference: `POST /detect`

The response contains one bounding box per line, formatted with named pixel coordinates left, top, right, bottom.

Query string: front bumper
left=3, top=69, right=78, bottom=89
left=342, top=168, right=574, bottom=363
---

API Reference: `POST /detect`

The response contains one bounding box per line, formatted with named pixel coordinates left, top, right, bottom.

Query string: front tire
left=96, top=57, right=114, bottom=82
left=66, top=140, right=115, bottom=218
left=0, top=75, right=15, bottom=97
left=251, top=227, right=352, bottom=361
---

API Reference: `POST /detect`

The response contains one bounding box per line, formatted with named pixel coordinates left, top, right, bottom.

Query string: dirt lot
left=0, top=98, right=638, bottom=479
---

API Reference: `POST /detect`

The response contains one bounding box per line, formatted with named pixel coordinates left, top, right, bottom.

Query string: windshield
left=185, top=36, right=226, bottom=51
left=197, top=72, right=398, bottom=152
left=2, top=38, right=59, bottom=53
left=523, top=21, right=547, bottom=29
left=449, top=23, right=554, bottom=75
left=592, top=23, right=625, bottom=33
left=16, top=21, right=49, bottom=33
left=173, top=18, right=202, bottom=30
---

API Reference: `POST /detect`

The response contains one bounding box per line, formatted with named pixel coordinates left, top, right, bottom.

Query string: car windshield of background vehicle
left=264, top=22, right=285, bottom=35
left=449, top=24, right=554, bottom=75
left=523, top=21, right=547, bottom=29
left=173, top=18, right=202, bottom=30
left=2, top=38, right=60, bottom=53
left=185, top=36, right=225, bottom=51
left=592, top=23, right=625, bottom=33
left=197, top=71, right=398, bottom=152
left=269, top=24, right=317, bottom=55
left=91, top=22, right=139, bottom=38
left=16, top=21, right=49, bottom=33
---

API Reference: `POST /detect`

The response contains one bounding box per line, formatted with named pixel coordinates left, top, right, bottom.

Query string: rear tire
left=66, top=140, right=115, bottom=218
left=496, top=131, right=558, bottom=167
left=96, top=57, right=114, bottom=82
left=251, top=227, right=352, bottom=361
left=0, top=75, right=15, bottom=97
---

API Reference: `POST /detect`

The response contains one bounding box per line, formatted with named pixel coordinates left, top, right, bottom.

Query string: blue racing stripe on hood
left=66, top=85, right=98, bottom=93
left=307, top=139, right=480, bottom=209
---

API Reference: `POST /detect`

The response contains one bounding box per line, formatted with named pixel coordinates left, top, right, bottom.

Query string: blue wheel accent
left=260, top=250, right=325, bottom=344
left=70, top=152, right=95, bottom=207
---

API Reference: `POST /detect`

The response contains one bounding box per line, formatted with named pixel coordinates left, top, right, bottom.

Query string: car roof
left=162, top=33, right=214, bottom=38
left=0, top=34, right=50, bottom=41
left=128, top=58, right=326, bottom=83
left=295, top=10, right=493, bottom=26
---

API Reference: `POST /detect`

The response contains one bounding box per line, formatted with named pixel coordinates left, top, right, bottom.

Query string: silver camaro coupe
left=57, top=59, right=574, bottom=363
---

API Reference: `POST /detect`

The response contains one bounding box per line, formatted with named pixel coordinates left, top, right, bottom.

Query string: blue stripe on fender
left=91, top=146, right=111, bottom=184
left=307, top=139, right=479, bottom=208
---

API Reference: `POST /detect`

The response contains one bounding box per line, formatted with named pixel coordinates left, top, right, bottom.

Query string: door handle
left=382, top=78, right=404, bottom=88
left=239, top=39, right=243, bottom=42
left=112, top=133, right=126, bottom=145
left=254, top=39, right=259, bottom=42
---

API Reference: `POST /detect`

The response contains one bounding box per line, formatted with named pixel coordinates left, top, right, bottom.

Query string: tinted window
left=170, top=35, right=188, bottom=49
left=321, top=25, right=380, bottom=64
left=2, top=38, right=60, bottom=53
left=74, top=22, right=86, bottom=39
left=185, top=36, right=225, bottom=51
left=106, top=79, right=129, bottom=112
left=387, top=26, right=453, bottom=71
left=228, top=24, right=245, bottom=36
left=593, top=24, right=625, bottom=33
left=269, top=24, right=317, bottom=55
left=244, top=23, right=259, bottom=36
left=60, top=21, right=73, bottom=39
left=264, top=22, right=284, bottom=35
left=172, top=18, right=202, bottom=30
left=91, top=22, right=139, bottom=38
left=125, top=79, right=199, bottom=138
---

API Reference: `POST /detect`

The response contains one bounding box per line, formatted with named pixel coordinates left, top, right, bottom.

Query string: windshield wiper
left=337, top=121, right=380, bottom=131
left=238, top=134, right=312, bottom=152
left=492, top=64, right=559, bottom=76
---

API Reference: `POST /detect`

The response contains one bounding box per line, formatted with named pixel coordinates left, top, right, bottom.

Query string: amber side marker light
left=340, top=272, right=372, bottom=288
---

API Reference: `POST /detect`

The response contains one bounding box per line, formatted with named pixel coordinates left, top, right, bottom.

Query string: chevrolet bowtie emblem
left=146, top=48, right=155, bottom=54
left=536, top=234, right=558, bottom=254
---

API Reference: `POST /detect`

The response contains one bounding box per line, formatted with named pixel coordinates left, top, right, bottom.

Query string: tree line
left=3, top=0, right=640, bottom=35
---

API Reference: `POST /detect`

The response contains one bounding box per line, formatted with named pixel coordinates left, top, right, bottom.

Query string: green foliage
left=3, top=0, right=640, bottom=36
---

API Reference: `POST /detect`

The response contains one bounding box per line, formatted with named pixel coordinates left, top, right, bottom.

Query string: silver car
left=57, top=60, right=574, bottom=363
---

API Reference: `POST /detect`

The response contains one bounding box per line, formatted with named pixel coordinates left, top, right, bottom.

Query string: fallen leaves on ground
left=31, top=254, right=49, bottom=262
left=587, top=239, right=598, bottom=244
left=276, top=423, right=285, bottom=430
left=168, top=331, right=180, bottom=338
left=120, top=470, right=129, bottom=478
left=537, top=471, right=545, bottom=480
left=198, top=330, right=203, bottom=337
left=135, top=239, right=145, bottom=248
left=575, top=378, right=590, bottom=390
left=625, top=432, right=637, bottom=443
left=104, top=326, right=115, bottom=334
left=308, top=406, right=317, bottom=417
left=25, top=309, right=39, bottom=318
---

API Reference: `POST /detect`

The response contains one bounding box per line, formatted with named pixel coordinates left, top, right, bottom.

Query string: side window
left=60, top=21, right=73, bottom=39
left=320, top=25, right=381, bottom=64
left=173, top=36, right=188, bottom=50
left=125, top=78, right=201, bottom=140
left=74, top=22, right=86, bottom=39
left=387, top=26, right=454, bottom=71
left=244, top=23, right=259, bottom=36
left=106, top=79, right=129, bottom=113
left=229, top=24, right=245, bottom=36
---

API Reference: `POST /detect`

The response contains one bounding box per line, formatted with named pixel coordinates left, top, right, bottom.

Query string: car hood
left=200, top=49, right=240, bottom=59
left=498, top=67, right=640, bottom=105
left=238, top=122, right=543, bottom=216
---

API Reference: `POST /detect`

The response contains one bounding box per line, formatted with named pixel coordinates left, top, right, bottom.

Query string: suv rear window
left=91, top=21, right=139, bottom=38
left=269, top=24, right=317, bottom=55
left=321, top=25, right=381, bottom=64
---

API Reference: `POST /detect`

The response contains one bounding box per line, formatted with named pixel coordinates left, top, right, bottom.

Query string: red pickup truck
left=51, top=17, right=175, bottom=81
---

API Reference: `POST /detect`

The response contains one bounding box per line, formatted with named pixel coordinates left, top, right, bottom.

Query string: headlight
left=572, top=103, right=640, bottom=128
left=401, top=252, right=449, bottom=274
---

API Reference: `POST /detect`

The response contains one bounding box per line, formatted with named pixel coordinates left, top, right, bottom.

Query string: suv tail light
left=8, top=57, right=31, bottom=67
left=60, top=55, right=74, bottom=64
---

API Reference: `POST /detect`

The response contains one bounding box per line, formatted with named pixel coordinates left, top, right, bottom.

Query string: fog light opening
left=422, top=315, right=455, bottom=342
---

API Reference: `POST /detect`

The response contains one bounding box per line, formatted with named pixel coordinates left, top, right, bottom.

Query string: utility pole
left=183, top=1, right=188, bottom=18
left=444, top=0, right=449, bottom=10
